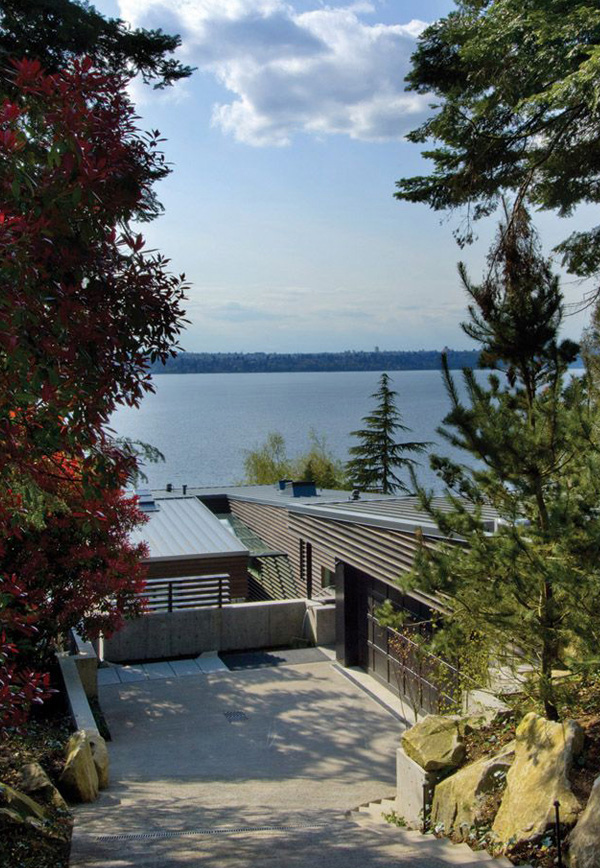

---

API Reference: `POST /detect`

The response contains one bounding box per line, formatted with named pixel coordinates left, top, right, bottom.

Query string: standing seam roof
left=130, top=496, right=249, bottom=560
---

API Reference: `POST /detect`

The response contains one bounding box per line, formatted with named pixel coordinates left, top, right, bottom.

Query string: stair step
left=350, top=806, right=519, bottom=867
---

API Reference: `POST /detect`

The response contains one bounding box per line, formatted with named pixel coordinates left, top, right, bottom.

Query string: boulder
left=431, top=742, right=515, bottom=839
left=569, top=774, right=600, bottom=868
left=59, top=730, right=99, bottom=803
left=18, top=762, right=68, bottom=811
left=458, top=706, right=511, bottom=737
left=492, top=712, right=583, bottom=845
left=85, top=729, right=109, bottom=789
left=0, top=781, right=47, bottom=825
left=401, top=715, right=466, bottom=772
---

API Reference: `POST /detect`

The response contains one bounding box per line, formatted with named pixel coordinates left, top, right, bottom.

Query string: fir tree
left=346, top=374, right=426, bottom=494
left=406, top=208, right=600, bottom=721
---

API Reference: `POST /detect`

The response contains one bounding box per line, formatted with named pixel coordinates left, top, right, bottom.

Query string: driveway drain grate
left=223, top=710, right=248, bottom=722
left=93, top=823, right=328, bottom=841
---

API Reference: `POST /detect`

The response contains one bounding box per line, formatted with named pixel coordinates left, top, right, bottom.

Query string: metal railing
left=388, top=629, right=464, bottom=714
left=140, top=574, right=230, bottom=613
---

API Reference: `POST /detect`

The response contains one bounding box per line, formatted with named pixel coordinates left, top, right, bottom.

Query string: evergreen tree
left=0, top=0, right=194, bottom=89
left=405, top=209, right=600, bottom=721
left=346, top=374, right=426, bottom=494
left=396, top=0, right=600, bottom=282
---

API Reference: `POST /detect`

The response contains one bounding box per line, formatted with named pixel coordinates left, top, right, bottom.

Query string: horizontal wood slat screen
left=141, top=574, right=230, bottom=611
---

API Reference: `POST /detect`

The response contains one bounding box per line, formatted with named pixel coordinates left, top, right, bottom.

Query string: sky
left=94, top=0, right=593, bottom=353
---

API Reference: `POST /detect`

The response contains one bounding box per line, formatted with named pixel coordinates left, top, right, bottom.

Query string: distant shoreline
left=150, top=349, right=482, bottom=375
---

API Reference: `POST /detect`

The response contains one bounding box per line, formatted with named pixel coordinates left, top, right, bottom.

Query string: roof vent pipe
left=182, top=484, right=187, bottom=495
left=166, top=483, right=172, bottom=492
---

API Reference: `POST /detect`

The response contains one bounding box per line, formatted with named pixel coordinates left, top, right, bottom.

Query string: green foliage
left=0, top=0, right=194, bottom=89
left=243, top=429, right=349, bottom=489
left=346, top=373, right=427, bottom=494
left=383, top=810, right=407, bottom=828
left=396, top=0, right=600, bottom=278
left=404, top=211, right=600, bottom=721
left=243, top=432, right=290, bottom=486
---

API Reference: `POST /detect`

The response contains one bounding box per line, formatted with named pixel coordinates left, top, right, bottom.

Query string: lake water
left=111, top=368, right=587, bottom=492
left=109, top=369, right=492, bottom=492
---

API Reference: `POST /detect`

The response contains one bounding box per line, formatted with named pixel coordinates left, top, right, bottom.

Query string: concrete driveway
left=70, top=660, right=408, bottom=866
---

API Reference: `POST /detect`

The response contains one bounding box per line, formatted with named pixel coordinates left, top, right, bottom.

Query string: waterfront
left=110, top=369, right=499, bottom=491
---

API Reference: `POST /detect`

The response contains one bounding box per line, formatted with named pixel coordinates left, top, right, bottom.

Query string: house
left=146, top=482, right=497, bottom=707
left=130, top=491, right=250, bottom=602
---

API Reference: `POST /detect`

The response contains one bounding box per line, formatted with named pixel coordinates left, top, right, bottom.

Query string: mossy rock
left=0, top=780, right=48, bottom=824
left=431, top=741, right=514, bottom=839
left=570, top=773, right=600, bottom=868
left=401, top=715, right=466, bottom=772
left=59, top=731, right=99, bottom=803
left=492, top=712, right=583, bottom=845
left=19, top=762, right=68, bottom=811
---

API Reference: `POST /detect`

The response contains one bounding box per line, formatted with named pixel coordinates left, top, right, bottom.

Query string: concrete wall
left=69, top=631, right=98, bottom=699
left=57, top=653, right=100, bottom=734
left=102, top=598, right=316, bottom=663
left=305, top=601, right=335, bottom=646
left=395, top=746, right=442, bottom=829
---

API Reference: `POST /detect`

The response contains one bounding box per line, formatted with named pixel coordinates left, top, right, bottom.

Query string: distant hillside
left=150, top=349, right=482, bottom=374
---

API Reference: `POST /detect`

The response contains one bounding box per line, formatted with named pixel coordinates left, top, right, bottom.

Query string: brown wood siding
left=229, top=497, right=436, bottom=602
left=229, top=501, right=304, bottom=596
left=144, top=555, right=248, bottom=600
left=289, top=511, right=432, bottom=592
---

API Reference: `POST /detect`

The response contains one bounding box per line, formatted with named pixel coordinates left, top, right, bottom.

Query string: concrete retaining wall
left=57, top=653, right=99, bottom=734
left=395, top=746, right=442, bottom=829
left=102, top=598, right=320, bottom=662
left=69, top=631, right=98, bottom=699
left=306, top=601, right=335, bottom=646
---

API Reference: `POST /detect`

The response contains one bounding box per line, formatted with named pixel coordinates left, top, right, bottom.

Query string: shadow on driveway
left=70, top=661, right=408, bottom=867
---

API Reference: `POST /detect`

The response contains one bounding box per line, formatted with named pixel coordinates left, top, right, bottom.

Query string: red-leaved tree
left=0, top=58, right=187, bottom=726
left=0, top=57, right=187, bottom=499
left=2, top=457, right=149, bottom=667
left=0, top=575, right=51, bottom=728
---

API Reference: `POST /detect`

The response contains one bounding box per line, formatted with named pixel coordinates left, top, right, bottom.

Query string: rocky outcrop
left=492, top=712, right=583, bottom=845
left=85, top=730, right=109, bottom=790
left=402, top=715, right=466, bottom=772
left=59, top=730, right=99, bottom=803
left=569, top=774, right=600, bottom=868
left=431, top=742, right=515, bottom=839
left=19, top=762, right=68, bottom=810
left=0, top=781, right=48, bottom=825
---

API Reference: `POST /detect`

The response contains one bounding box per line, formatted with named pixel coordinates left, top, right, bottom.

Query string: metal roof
left=131, top=496, right=249, bottom=561
left=296, top=496, right=498, bottom=538
left=151, top=483, right=394, bottom=508
left=148, top=484, right=498, bottom=538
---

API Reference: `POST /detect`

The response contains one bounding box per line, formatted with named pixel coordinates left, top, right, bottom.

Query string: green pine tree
left=346, top=373, right=426, bottom=494
left=405, top=208, right=600, bottom=721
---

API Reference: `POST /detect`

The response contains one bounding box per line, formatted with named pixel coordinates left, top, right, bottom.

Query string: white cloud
left=118, top=0, right=429, bottom=145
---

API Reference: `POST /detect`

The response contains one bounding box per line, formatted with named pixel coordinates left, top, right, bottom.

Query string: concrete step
left=348, top=798, right=516, bottom=868
left=349, top=817, right=506, bottom=867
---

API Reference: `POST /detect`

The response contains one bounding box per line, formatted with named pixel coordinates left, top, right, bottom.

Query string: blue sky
left=95, top=0, right=592, bottom=353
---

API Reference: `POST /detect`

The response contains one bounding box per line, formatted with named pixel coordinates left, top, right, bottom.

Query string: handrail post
left=554, top=800, right=563, bottom=868
left=168, top=581, right=173, bottom=613
left=422, top=782, right=430, bottom=833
